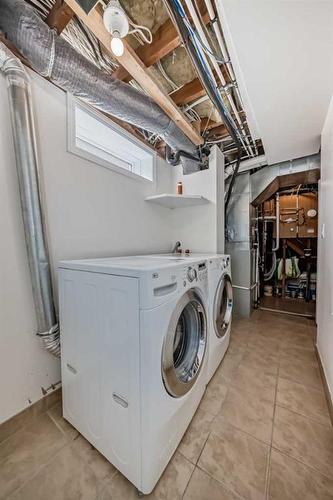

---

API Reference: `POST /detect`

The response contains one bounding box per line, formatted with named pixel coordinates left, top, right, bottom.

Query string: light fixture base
left=103, top=1, right=129, bottom=39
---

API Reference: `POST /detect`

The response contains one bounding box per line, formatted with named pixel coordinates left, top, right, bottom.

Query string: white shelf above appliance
left=145, top=194, right=209, bottom=209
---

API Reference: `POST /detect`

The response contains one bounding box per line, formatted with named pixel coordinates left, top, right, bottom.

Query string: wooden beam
left=286, top=240, right=305, bottom=257
left=64, top=0, right=203, bottom=145
left=113, top=0, right=211, bottom=83
left=207, top=123, right=229, bottom=139
left=171, top=77, right=206, bottom=106
left=200, top=118, right=216, bottom=131
left=112, top=18, right=180, bottom=83
left=252, top=169, right=320, bottom=207
left=170, top=66, right=230, bottom=106
left=46, top=0, right=74, bottom=34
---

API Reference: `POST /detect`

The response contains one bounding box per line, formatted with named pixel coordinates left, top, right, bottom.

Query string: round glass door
left=214, top=275, right=233, bottom=338
left=162, top=290, right=207, bottom=398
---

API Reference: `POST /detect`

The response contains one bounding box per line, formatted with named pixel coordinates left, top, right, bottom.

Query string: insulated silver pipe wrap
left=0, top=43, right=60, bottom=357
left=0, top=0, right=200, bottom=174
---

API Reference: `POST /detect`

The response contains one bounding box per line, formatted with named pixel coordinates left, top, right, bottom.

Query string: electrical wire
left=202, top=104, right=214, bottom=134
left=156, top=60, right=180, bottom=91
left=175, top=1, right=227, bottom=64
left=128, top=20, right=153, bottom=44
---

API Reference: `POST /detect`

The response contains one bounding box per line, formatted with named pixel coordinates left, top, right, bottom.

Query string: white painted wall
left=317, top=97, right=333, bottom=403
left=219, top=1, right=333, bottom=165
left=0, top=70, right=174, bottom=424
left=171, top=146, right=225, bottom=253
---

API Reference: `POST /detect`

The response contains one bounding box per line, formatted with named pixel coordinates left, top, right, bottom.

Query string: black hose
left=165, top=144, right=201, bottom=166
left=224, top=148, right=242, bottom=212
left=162, top=0, right=242, bottom=209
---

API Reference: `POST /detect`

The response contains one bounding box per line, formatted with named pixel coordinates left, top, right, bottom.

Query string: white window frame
left=67, top=94, right=156, bottom=183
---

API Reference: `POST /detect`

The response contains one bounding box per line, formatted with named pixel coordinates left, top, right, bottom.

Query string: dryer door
left=214, top=274, right=233, bottom=338
left=162, top=289, right=207, bottom=398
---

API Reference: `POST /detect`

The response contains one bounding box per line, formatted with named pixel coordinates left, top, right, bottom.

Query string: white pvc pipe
left=209, top=0, right=256, bottom=157
left=184, top=0, right=254, bottom=156
left=185, top=0, right=254, bottom=156
left=272, top=193, right=280, bottom=252
left=204, top=0, right=235, bottom=81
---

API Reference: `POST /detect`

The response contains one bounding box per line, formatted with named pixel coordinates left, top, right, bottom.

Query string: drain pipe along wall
left=0, top=65, right=176, bottom=424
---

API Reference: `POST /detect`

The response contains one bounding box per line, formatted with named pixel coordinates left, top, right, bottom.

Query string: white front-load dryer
left=59, top=255, right=209, bottom=495
left=142, top=253, right=233, bottom=383
left=205, top=255, right=233, bottom=381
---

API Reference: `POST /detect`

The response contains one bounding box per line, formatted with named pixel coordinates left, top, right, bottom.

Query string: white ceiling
left=219, top=1, right=333, bottom=165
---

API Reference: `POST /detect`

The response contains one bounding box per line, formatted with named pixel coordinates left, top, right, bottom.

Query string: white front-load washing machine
left=142, top=253, right=233, bottom=382
left=58, top=255, right=209, bottom=494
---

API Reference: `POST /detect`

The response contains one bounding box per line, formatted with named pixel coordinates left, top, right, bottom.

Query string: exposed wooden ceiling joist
left=46, top=0, right=74, bottom=33
left=200, top=117, right=221, bottom=132
left=207, top=123, right=229, bottom=139
left=113, top=0, right=210, bottom=83
left=170, top=66, right=230, bottom=106
left=64, top=0, right=203, bottom=145
left=171, top=75, right=206, bottom=106
left=112, top=18, right=179, bottom=83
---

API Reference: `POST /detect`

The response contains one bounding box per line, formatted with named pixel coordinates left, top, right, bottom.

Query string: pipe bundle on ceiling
left=162, top=0, right=243, bottom=210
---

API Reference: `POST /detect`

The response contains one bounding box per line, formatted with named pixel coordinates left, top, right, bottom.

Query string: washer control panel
left=182, top=262, right=208, bottom=287
left=187, top=267, right=197, bottom=282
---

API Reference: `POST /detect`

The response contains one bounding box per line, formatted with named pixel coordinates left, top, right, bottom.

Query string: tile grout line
left=194, top=463, right=247, bottom=500
left=46, top=408, right=73, bottom=438
left=5, top=435, right=70, bottom=500
left=273, top=401, right=333, bottom=430
left=180, top=458, right=197, bottom=499
left=269, top=444, right=333, bottom=482
left=278, top=373, right=322, bottom=392
left=264, top=336, right=281, bottom=500
left=194, top=426, right=213, bottom=467
left=274, top=402, right=332, bottom=429
left=209, top=413, right=274, bottom=448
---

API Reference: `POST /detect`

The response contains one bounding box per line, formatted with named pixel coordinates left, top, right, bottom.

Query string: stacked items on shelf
left=285, top=273, right=316, bottom=301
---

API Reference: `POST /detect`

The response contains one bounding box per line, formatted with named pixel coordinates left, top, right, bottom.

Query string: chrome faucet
left=172, top=241, right=181, bottom=254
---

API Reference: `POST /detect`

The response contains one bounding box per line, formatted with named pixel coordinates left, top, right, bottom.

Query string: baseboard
left=315, top=345, right=333, bottom=427
left=0, top=387, right=62, bottom=444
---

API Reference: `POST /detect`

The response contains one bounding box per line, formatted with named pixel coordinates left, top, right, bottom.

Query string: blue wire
left=171, top=0, right=226, bottom=64
left=170, top=0, right=238, bottom=135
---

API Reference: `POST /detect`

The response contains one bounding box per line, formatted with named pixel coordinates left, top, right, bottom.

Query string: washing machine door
left=214, top=274, right=233, bottom=338
left=162, top=289, right=207, bottom=398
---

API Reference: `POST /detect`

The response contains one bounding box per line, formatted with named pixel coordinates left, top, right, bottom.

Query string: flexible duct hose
left=0, top=42, right=60, bottom=357
left=264, top=246, right=277, bottom=282
left=0, top=0, right=201, bottom=174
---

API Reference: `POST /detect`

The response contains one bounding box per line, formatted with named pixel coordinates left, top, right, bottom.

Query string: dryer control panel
left=222, top=256, right=230, bottom=269
left=182, top=261, right=208, bottom=287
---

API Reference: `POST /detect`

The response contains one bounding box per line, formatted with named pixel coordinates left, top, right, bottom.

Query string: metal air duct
left=0, top=42, right=60, bottom=357
left=0, top=0, right=202, bottom=174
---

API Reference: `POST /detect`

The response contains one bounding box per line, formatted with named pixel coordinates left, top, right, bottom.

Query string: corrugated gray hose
left=0, top=0, right=201, bottom=174
left=0, top=42, right=60, bottom=357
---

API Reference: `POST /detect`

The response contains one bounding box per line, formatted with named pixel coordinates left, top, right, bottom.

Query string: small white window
left=67, top=95, right=155, bottom=182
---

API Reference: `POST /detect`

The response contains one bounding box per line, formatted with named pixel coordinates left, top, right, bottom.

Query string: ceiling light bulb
left=111, top=36, right=124, bottom=57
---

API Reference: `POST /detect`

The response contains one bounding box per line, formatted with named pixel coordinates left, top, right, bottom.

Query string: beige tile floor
left=1, top=310, right=332, bottom=500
